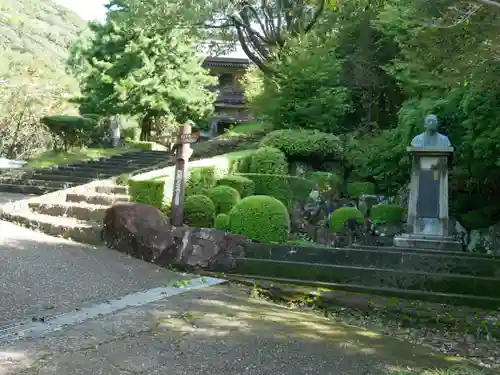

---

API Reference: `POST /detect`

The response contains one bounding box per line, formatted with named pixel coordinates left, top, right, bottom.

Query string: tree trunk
left=140, top=114, right=153, bottom=141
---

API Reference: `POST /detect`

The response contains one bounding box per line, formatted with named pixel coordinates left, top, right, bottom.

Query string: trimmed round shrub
left=347, top=181, right=376, bottom=199
left=248, top=147, right=288, bottom=175
left=214, top=213, right=230, bottom=231
left=237, top=173, right=315, bottom=207
left=184, top=195, right=216, bottom=228
left=330, top=207, right=365, bottom=233
left=260, top=129, right=342, bottom=162
left=370, top=204, right=405, bottom=225
left=207, top=185, right=241, bottom=214
left=229, top=195, right=290, bottom=243
left=309, top=171, right=341, bottom=192
left=216, top=175, right=255, bottom=198
left=234, top=151, right=255, bottom=173
left=186, top=166, right=216, bottom=196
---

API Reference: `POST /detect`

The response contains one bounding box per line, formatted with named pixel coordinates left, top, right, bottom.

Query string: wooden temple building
left=202, top=56, right=252, bottom=132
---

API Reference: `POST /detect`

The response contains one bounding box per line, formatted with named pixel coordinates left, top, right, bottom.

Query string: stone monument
left=393, top=114, right=461, bottom=251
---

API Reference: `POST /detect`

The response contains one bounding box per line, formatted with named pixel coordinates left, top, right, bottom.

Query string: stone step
left=55, top=163, right=152, bottom=172
left=244, top=243, right=500, bottom=278
left=94, top=185, right=128, bottom=195
left=66, top=192, right=130, bottom=206
left=233, top=258, right=500, bottom=301
left=0, top=210, right=102, bottom=245
left=0, top=184, right=60, bottom=195
left=24, top=174, right=97, bottom=183
left=0, top=178, right=79, bottom=189
left=29, top=201, right=108, bottom=222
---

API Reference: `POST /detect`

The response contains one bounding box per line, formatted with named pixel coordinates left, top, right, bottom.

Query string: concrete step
left=24, top=174, right=97, bottom=183
left=94, top=185, right=128, bottom=195
left=55, top=164, right=151, bottom=172
left=0, top=184, right=60, bottom=195
left=0, top=210, right=102, bottom=245
left=0, top=179, right=79, bottom=188
left=66, top=192, right=130, bottom=206
left=29, top=201, right=108, bottom=222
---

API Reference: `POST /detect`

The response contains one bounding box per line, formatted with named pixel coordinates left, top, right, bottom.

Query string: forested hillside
left=0, top=0, right=86, bottom=159
left=0, top=0, right=85, bottom=72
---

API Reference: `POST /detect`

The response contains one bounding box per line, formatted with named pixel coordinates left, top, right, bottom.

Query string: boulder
left=101, top=203, right=177, bottom=262
left=101, top=203, right=247, bottom=271
left=163, top=227, right=248, bottom=272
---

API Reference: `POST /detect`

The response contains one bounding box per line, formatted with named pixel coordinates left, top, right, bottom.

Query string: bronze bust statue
left=411, top=114, right=451, bottom=148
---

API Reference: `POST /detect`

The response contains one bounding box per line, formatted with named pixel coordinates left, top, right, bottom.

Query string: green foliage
left=249, top=34, right=353, bottom=133
left=228, top=195, right=291, bottom=243
left=260, top=129, right=342, bottom=163
left=125, top=140, right=156, bottom=151
left=41, top=115, right=99, bottom=151
left=248, top=147, right=288, bottom=175
left=330, top=207, right=365, bottom=233
left=116, top=174, right=130, bottom=186
left=214, top=213, right=230, bottom=231
left=216, top=176, right=255, bottom=198
left=68, top=8, right=217, bottom=140
left=186, top=166, right=216, bottom=196
left=347, top=181, right=376, bottom=199
left=128, top=179, right=165, bottom=209
left=207, top=185, right=241, bottom=214
left=232, top=151, right=255, bottom=173
left=309, top=172, right=341, bottom=193
left=238, top=173, right=315, bottom=207
left=370, top=204, right=405, bottom=225
left=184, top=195, right=215, bottom=228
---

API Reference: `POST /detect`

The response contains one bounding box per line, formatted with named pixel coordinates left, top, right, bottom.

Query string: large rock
left=164, top=227, right=248, bottom=272
left=101, top=203, right=248, bottom=271
left=101, top=203, right=177, bottom=263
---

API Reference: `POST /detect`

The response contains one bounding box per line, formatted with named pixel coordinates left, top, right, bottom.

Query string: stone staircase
left=0, top=150, right=171, bottom=195
left=0, top=182, right=131, bottom=245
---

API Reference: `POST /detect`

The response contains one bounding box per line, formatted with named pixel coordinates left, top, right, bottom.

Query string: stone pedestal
left=394, top=147, right=461, bottom=251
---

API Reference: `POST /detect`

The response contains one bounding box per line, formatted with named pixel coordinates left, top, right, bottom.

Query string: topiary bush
left=184, top=195, right=216, bottom=228
left=248, top=147, right=288, bottom=175
left=232, top=151, right=255, bottom=173
left=207, top=185, right=241, bottom=214
left=229, top=195, right=290, bottom=243
left=41, top=115, right=99, bottom=151
left=128, top=178, right=166, bottom=209
left=185, top=166, right=216, bottom=196
left=216, top=175, right=255, bottom=197
left=260, top=129, right=342, bottom=163
left=347, top=181, right=376, bottom=199
left=370, top=204, right=405, bottom=225
left=214, top=213, right=230, bottom=231
left=237, top=173, right=315, bottom=207
left=330, top=207, right=365, bottom=232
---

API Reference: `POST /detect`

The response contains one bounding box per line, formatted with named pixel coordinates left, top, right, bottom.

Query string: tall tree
left=68, top=7, right=217, bottom=140
left=114, top=0, right=328, bottom=74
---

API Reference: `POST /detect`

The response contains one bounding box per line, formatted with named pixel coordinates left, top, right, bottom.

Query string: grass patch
left=24, top=148, right=128, bottom=169
left=390, top=366, right=486, bottom=374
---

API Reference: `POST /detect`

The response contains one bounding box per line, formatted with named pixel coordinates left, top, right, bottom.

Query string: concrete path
left=0, top=284, right=458, bottom=375
left=0, top=220, right=189, bottom=325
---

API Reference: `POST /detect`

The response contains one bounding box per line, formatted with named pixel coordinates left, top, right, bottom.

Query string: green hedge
left=229, top=195, right=290, bottom=243
left=185, top=166, right=216, bottom=196
left=184, top=195, right=215, bottom=227
left=128, top=179, right=165, bottom=209
left=260, top=129, right=342, bottom=162
left=207, top=185, right=241, bottom=214
left=216, top=175, right=255, bottom=198
left=330, top=207, right=364, bottom=232
left=248, top=147, right=288, bottom=175
left=237, top=173, right=315, bottom=207
left=231, top=151, right=255, bottom=173
left=214, top=213, right=230, bottom=231
left=347, top=181, right=376, bottom=199
left=370, top=204, right=405, bottom=225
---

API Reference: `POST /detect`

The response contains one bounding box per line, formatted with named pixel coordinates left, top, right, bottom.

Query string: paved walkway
left=1, top=284, right=458, bottom=375
left=0, top=216, right=462, bottom=375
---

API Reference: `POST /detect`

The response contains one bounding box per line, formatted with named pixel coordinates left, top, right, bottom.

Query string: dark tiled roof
left=203, top=56, right=251, bottom=68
